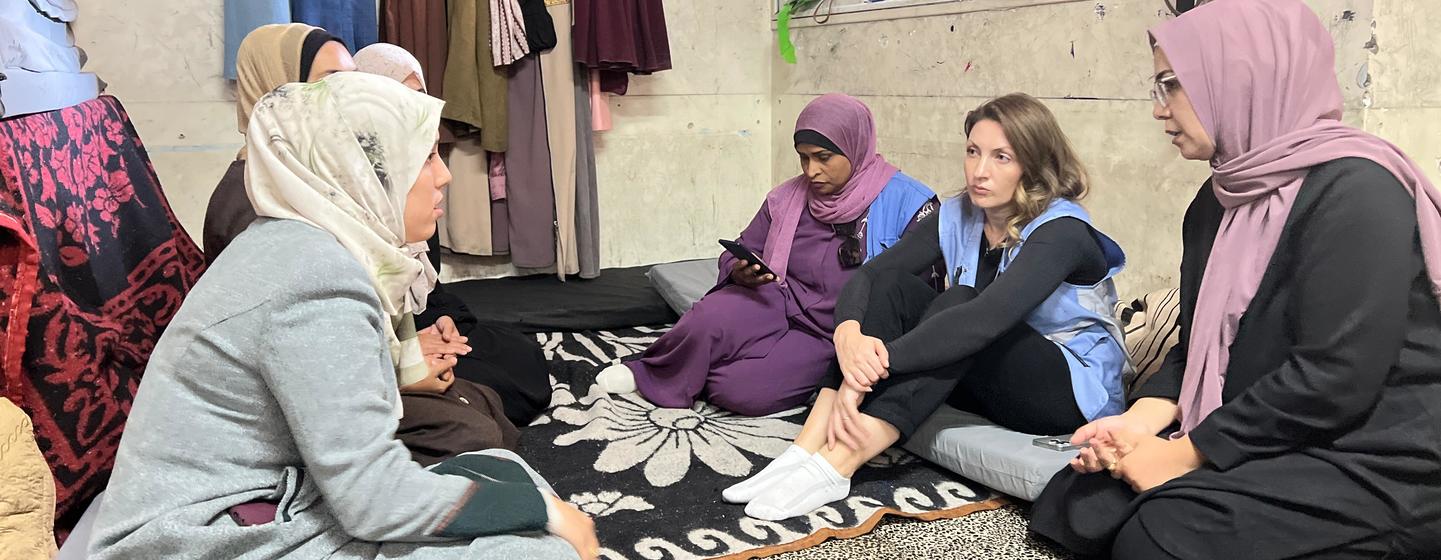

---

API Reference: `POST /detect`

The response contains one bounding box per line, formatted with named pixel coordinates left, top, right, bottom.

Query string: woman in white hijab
left=353, top=42, right=557, bottom=429
left=90, top=72, right=597, bottom=560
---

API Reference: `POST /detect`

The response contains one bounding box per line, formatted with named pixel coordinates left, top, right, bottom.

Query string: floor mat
left=767, top=504, right=1076, bottom=560
left=443, top=266, right=677, bottom=333
left=522, top=326, right=1006, bottom=560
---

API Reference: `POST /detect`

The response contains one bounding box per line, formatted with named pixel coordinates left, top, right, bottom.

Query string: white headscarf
left=245, top=72, right=445, bottom=385
left=354, top=43, right=428, bottom=92
left=354, top=42, right=442, bottom=309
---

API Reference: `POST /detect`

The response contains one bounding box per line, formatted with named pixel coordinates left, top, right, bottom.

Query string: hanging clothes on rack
left=380, top=0, right=449, bottom=99
left=437, top=139, right=496, bottom=256
left=443, top=0, right=509, bottom=151
left=588, top=69, right=613, bottom=131
left=539, top=0, right=579, bottom=278
left=573, top=66, right=601, bottom=279
left=289, top=0, right=377, bottom=52
left=572, top=0, right=672, bottom=95
left=503, top=53, right=557, bottom=268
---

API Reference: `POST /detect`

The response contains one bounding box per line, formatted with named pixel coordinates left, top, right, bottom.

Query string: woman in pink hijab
left=1030, top=1, right=1441, bottom=557
left=595, top=94, right=940, bottom=417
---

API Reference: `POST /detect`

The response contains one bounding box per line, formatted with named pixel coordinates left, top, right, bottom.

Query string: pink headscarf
left=1152, top=0, right=1441, bottom=434
left=764, top=94, right=899, bottom=284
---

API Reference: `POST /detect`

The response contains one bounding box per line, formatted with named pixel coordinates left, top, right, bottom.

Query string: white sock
left=744, top=453, right=851, bottom=521
left=721, top=444, right=811, bottom=504
left=595, top=363, right=637, bottom=394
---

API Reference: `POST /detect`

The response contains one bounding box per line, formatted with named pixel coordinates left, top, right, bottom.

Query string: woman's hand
left=546, top=494, right=600, bottom=560
left=728, top=259, right=776, bottom=288
left=1068, top=398, right=1179, bottom=473
left=827, top=384, right=869, bottom=452
left=399, top=354, right=457, bottom=394
left=1069, top=415, right=1151, bottom=473
left=1110, top=435, right=1205, bottom=493
left=419, top=322, right=470, bottom=358
left=833, top=321, right=889, bottom=392
left=431, top=316, right=470, bottom=353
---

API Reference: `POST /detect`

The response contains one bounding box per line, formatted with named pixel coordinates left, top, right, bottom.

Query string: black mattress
left=443, top=266, right=678, bottom=332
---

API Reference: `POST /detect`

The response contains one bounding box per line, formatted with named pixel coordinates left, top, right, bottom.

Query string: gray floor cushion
left=902, top=406, right=1075, bottom=502
left=646, top=258, right=718, bottom=315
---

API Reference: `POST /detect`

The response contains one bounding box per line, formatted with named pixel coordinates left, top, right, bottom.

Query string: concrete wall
left=1365, top=0, right=1441, bottom=186
left=771, top=0, right=1383, bottom=297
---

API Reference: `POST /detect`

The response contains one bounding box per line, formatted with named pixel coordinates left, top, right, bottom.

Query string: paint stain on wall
left=1095, top=3, right=1107, bottom=20
left=1340, top=10, right=1356, bottom=22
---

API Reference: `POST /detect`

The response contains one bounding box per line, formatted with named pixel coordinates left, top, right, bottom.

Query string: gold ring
left=1105, top=461, right=1118, bottom=471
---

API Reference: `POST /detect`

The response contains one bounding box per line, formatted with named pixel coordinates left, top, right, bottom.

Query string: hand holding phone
left=719, top=239, right=776, bottom=288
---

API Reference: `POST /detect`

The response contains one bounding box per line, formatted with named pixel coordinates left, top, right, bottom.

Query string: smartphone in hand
left=718, top=239, right=776, bottom=276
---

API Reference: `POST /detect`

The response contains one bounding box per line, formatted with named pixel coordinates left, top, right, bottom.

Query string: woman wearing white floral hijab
left=90, top=73, right=598, bottom=560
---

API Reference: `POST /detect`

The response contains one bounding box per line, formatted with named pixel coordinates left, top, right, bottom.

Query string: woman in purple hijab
left=1030, top=1, right=1441, bottom=557
left=596, top=94, right=940, bottom=416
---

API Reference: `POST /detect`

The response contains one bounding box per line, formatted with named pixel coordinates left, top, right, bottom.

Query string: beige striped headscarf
left=490, top=0, right=530, bottom=66
left=235, top=23, right=319, bottom=159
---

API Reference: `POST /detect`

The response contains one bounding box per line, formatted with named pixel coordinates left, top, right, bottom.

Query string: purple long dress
left=627, top=200, right=936, bottom=416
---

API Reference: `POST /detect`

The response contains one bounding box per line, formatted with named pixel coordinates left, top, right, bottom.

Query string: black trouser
left=827, top=270, right=1086, bottom=440
left=1031, top=454, right=1441, bottom=559
left=451, top=322, right=552, bottom=426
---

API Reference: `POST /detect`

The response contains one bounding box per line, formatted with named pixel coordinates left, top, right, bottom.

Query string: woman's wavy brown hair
left=964, top=93, right=1090, bottom=245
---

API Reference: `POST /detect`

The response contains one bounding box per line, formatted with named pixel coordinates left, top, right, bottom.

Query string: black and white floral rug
left=521, top=326, right=1006, bottom=560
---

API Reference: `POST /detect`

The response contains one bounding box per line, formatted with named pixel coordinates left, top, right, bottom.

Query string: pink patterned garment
left=490, top=0, right=529, bottom=66
left=0, top=96, right=205, bottom=529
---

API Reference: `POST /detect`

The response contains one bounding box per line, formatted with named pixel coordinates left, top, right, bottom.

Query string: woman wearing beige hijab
left=354, top=42, right=555, bottom=429
left=91, top=72, right=597, bottom=560
left=202, top=23, right=355, bottom=264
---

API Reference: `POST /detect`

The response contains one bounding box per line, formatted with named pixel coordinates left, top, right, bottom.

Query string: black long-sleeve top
left=1130, top=158, right=1441, bottom=502
left=835, top=211, right=1108, bottom=374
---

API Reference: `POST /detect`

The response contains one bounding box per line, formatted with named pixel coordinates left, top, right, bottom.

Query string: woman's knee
left=707, top=383, right=805, bottom=416
left=922, top=285, right=978, bottom=319
left=1110, top=503, right=1179, bottom=560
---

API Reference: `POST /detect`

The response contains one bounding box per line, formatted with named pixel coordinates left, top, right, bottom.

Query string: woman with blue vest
left=725, top=93, right=1131, bottom=521
left=595, top=93, right=940, bottom=416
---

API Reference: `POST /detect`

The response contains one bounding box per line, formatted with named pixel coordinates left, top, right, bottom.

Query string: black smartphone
left=718, top=239, right=775, bottom=277
left=1032, top=435, right=1090, bottom=452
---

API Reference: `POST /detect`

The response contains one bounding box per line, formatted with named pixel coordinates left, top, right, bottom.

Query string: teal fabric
left=223, top=0, right=289, bottom=80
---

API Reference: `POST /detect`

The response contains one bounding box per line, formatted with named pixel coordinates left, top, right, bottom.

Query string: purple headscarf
left=1152, top=0, right=1441, bottom=434
left=764, top=93, right=899, bottom=284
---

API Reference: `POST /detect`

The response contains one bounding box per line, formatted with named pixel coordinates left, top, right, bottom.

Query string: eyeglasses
left=832, top=221, right=864, bottom=268
left=1151, top=72, right=1180, bottom=108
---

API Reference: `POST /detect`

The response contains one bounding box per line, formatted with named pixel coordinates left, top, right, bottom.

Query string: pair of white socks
left=722, top=444, right=851, bottom=521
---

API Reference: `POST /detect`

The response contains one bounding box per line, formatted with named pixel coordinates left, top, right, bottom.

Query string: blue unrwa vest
left=863, top=172, right=936, bottom=262
left=937, top=197, right=1132, bottom=420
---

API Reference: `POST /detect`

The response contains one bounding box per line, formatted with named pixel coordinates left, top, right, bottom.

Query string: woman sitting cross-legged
left=726, top=93, right=1132, bottom=521
left=1030, top=1, right=1441, bottom=557
left=596, top=93, right=941, bottom=417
